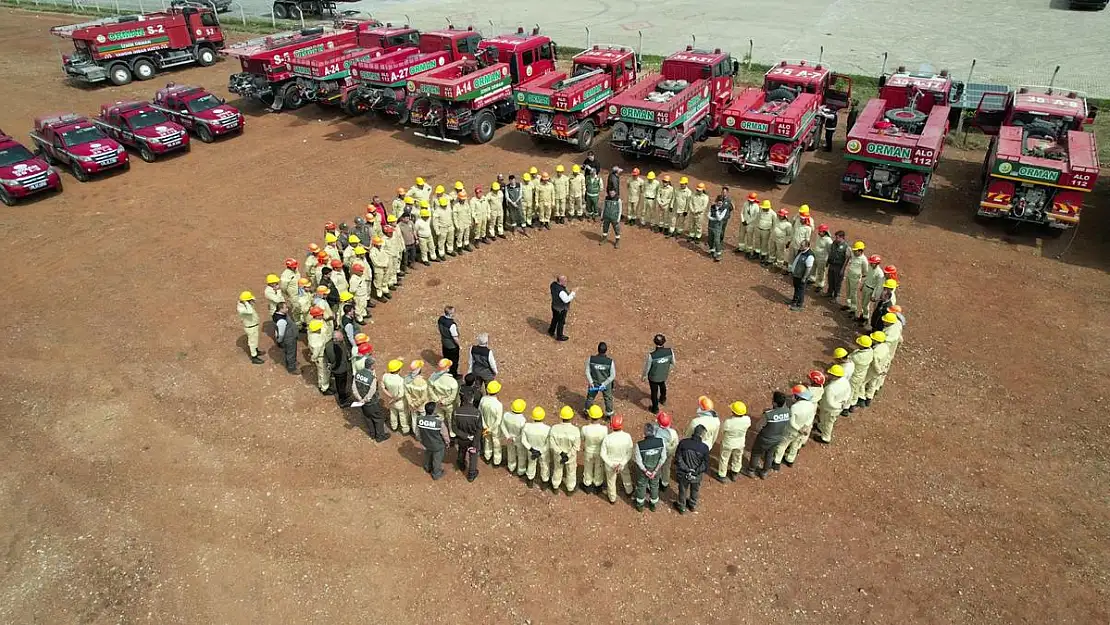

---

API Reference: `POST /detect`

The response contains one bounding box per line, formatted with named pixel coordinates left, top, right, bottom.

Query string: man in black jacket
left=548, top=275, right=576, bottom=341
left=741, top=391, right=791, bottom=479
left=673, top=424, right=710, bottom=514
left=452, top=377, right=483, bottom=482
left=437, top=306, right=461, bottom=377
left=326, top=329, right=353, bottom=406
left=273, top=302, right=299, bottom=374
left=417, top=402, right=451, bottom=480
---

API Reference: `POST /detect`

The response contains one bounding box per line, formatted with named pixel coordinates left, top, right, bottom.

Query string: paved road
left=55, top=0, right=1110, bottom=95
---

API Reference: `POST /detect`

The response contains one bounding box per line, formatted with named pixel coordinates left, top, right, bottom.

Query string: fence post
left=585, top=26, right=590, bottom=50
left=239, top=4, right=246, bottom=25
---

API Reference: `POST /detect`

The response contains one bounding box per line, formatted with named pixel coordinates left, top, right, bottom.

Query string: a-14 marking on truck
left=846, top=138, right=936, bottom=169
left=411, top=66, right=510, bottom=100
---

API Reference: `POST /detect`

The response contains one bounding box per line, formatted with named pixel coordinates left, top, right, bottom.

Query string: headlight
left=74, top=153, right=95, bottom=162
left=115, top=145, right=125, bottom=154
left=0, top=178, right=16, bottom=186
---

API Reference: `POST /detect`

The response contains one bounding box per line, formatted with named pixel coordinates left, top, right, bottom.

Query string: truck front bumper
left=62, top=61, right=107, bottom=83
left=228, top=73, right=272, bottom=99
left=0, top=168, right=62, bottom=199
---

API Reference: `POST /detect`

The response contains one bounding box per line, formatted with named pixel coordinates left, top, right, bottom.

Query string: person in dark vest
left=673, top=424, right=709, bottom=514
left=467, top=333, right=498, bottom=385
left=351, top=345, right=390, bottom=442
left=741, top=391, right=791, bottom=479
left=452, top=376, right=483, bottom=482
left=584, top=341, right=617, bottom=418
left=869, top=279, right=897, bottom=332
left=326, top=329, right=353, bottom=407
left=273, top=301, right=299, bottom=374
left=606, top=165, right=622, bottom=201
left=548, top=275, right=576, bottom=341
left=417, top=401, right=451, bottom=480
left=788, top=238, right=815, bottom=311
left=846, top=99, right=860, bottom=136
left=504, top=174, right=524, bottom=233
left=821, top=105, right=839, bottom=151
left=825, top=230, right=850, bottom=301
left=633, top=422, right=667, bottom=512
left=581, top=150, right=601, bottom=177
left=437, top=305, right=461, bottom=377
left=600, top=187, right=622, bottom=248
left=340, top=304, right=361, bottom=348
left=641, top=334, right=676, bottom=414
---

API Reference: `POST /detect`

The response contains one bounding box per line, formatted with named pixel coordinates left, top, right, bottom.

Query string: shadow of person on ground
left=396, top=438, right=425, bottom=469
left=526, top=316, right=551, bottom=336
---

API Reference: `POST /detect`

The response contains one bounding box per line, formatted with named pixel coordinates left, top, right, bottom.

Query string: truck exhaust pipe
left=1047, top=65, right=1061, bottom=95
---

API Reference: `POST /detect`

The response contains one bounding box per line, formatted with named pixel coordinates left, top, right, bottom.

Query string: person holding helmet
left=775, top=384, right=817, bottom=468
left=549, top=406, right=583, bottom=494
left=580, top=406, right=609, bottom=493
left=535, top=172, right=555, bottom=228
left=522, top=168, right=538, bottom=227
left=686, top=181, right=710, bottom=241
left=670, top=176, right=692, bottom=236
left=585, top=341, right=617, bottom=418
left=843, top=240, right=868, bottom=314
left=351, top=343, right=389, bottom=442
left=641, top=171, right=659, bottom=229
left=769, top=208, right=794, bottom=269
left=273, top=302, right=298, bottom=373
left=263, top=274, right=285, bottom=318
left=626, top=168, right=644, bottom=224
left=501, top=399, right=528, bottom=475
left=654, top=174, right=675, bottom=233
left=479, top=379, right=504, bottom=466
left=470, top=187, right=490, bottom=246
left=452, top=190, right=474, bottom=252
left=654, top=412, right=680, bottom=491
left=642, top=334, right=676, bottom=414
left=864, top=331, right=892, bottom=406
left=453, top=375, right=483, bottom=481
left=306, top=319, right=332, bottom=394
left=431, top=195, right=454, bottom=260
left=848, top=335, right=874, bottom=411
left=632, top=422, right=667, bottom=511
left=740, top=391, right=790, bottom=478
left=600, top=414, right=634, bottom=503
left=859, top=253, right=885, bottom=324
left=381, top=359, right=408, bottom=433
left=416, top=401, right=451, bottom=480
left=814, top=365, right=851, bottom=443
left=407, top=176, right=432, bottom=205
left=686, top=396, right=721, bottom=453
left=568, top=164, right=586, bottom=219
left=673, top=424, right=710, bottom=514
left=810, top=224, right=833, bottom=290
left=415, top=206, right=434, bottom=265
left=429, top=359, right=460, bottom=436
left=752, top=200, right=776, bottom=261
left=280, top=257, right=301, bottom=303
left=237, top=291, right=264, bottom=365
left=404, top=360, right=430, bottom=435
left=715, top=401, right=751, bottom=482
left=521, top=406, right=553, bottom=488
left=552, top=164, right=570, bottom=223
left=369, top=236, right=391, bottom=303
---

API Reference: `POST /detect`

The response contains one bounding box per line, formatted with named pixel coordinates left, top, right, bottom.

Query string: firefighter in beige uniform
left=655, top=411, right=680, bottom=490
left=429, top=359, right=460, bottom=435
left=535, top=173, right=555, bottom=228
left=480, top=381, right=504, bottom=465
left=323, top=233, right=341, bottom=264
left=844, top=241, right=868, bottom=313
left=548, top=406, right=582, bottom=493
left=432, top=196, right=453, bottom=259
left=294, top=278, right=312, bottom=327
left=237, top=291, right=263, bottom=364
left=385, top=222, right=404, bottom=288
left=521, top=407, right=552, bottom=487
left=488, top=181, right=505, bottom=237
left=404, top=360, right=430, bottom=435
left=568, top=165, right=586, bottom=218
left=626, top=168, right=644, bottom=224
left=752, top=200, right=775, bottom=260
left=381, top=359, right=409, bottom=433
left=415, top=207, right=434, bottom=265
left=552, top=165, right=570, bottom=222
left=470, top=188, right=490, bottom=244
left=501, top=399, right=528, bottom=475
left=848, top=334, right=874, bottom=410
left=580, top=406, right=608, bottom=493
left=343, top=235, right=360, bottom=268
left=654, top=175, right=675, bottom=231
left=368, top=237, right=391, bottom=301
left=392, top=187, right=408, bottom=218
left=670, top=176, right=692, bottom=235
left=789, top=214, right=813, bottom=267
left=600, top=414, right=634, bottom=503
left=263, top=274, right=284, bottom=318
left=779, top=371, right=825, bottom=464
left=307, top=319, right=330, bottom=393
left=521, top=170, right=537, bottom=226
left=280, top=258, right=301, bottom=303
left=883, top=311, right=904, bottom=359
left=864, top=331, right=892, bottom=404
left=687, top=183, right=710, bottom=241
left=769, top=208, right=793, bottom=268
left=859, top=254, right=885, bottom=323
left=407, top=177, right=432, bottom=206
left=715, top=401, right=750, bottom=481
left=302, top=244, right=320, bottom=285
left=814, top=364, right=851, bottom=443
left=737, top=192, right=758, bottom=252
left=811, top=225, right=833, bottom=289
left=453, top=191, right=474, bottom=252
left=775, top=385, right=816, bottom=466
left=347, top=264, right=370, bottom=324
left=641, top=171, right=659, bottom=228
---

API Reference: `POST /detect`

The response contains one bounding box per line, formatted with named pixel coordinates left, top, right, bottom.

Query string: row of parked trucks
left=36, top=11, right=1101, bottom=231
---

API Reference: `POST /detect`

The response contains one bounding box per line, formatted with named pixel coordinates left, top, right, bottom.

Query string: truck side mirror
left=731, top=60, right=739, bottom=76
left=636, top=58, right=642, bottom=72
left=701, top=66, right=711, bottom=79
left=1086, top=105, right=1098, bottom=124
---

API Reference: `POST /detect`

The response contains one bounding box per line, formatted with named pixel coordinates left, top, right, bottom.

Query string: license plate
left=102, top=157, right=118, bottom=165
left=165, top=140, right=181, bottom=147
left=26, top=181, right=47, bottom=190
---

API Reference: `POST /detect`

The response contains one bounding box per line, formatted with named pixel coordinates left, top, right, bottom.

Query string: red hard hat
left=883, top=264, right=898, bottom=277
left=352, top=263, right=364, bottom=274
left=656, top=411, right=672, bottom=428
left=808, top=370, right=826, bottom=386
left=800, top=216, right=811, bottom=225
left=777, top=208, right=788, bottom=217
left=358, top=343, right=373, bottom=355
left=309, top=305, right=324, bottom=317
left=611, top=414, right=624, bottom=431
left=817, top=224, right=829, bottom=233
left=383, top=225, right=395, bottom=235
left=868, top=254, right=882, bottom=264
left=330, top=259, right=343, bottom=269
left=748, top=192, right=758, bottom=201
left=324, top=221, right=337, bottom=231
left=474, top=186, right=483, bottom=193
left=284, top=258, right=298, bottom=269
left=791, top=384, right=807, bottom=396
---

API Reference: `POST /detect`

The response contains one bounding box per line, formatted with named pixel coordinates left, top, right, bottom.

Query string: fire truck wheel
left=140, top=146, right=157, bottom=163
left=0, top=187, right=14, bottom=207
left=575, top=119, right=596, bottom=152
left=132, top=59, right=156, bottom=81
left=197, top=124, right=214, bottom=143
left=108, top=64, right=132, bottom=86
left=342, top=98, right=369, bottom=117
left=672, top=139, right=693, bottom=170
left=280, top=83, right=306, bottom=110
left=197, top=47, right=217, bottom=67
left=273, top=2, right=289, bottom=19
left=471, top=110, right=496, bottom=144
left=71, top=162, right=90, bottom=183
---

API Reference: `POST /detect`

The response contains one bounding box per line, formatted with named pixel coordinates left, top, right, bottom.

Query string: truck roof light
left=1068, top=91, right=1077, bottom=98
left=780, top=60, right=786, bottom=67
left=939, top=69, right=948, bottom=77
left=896, top=65, right=906, bottom=73
left=517, top=27, right=524, bottom=34
left=593, top=45, right=599, bottom=50
left=686, top=45, right=693, bottom=51
left=815, top=64, right=822, bottom=70
left=1018, top=86, right=1027, bottom=94
left=532, top=27, right=539, bottom=35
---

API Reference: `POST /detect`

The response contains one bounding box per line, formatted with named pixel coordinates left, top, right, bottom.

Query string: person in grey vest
left=584, top=341, right=617, bottom=418
left=467, top=333, right=498, bottom=384
left=633, top=422, right=667, bottom=512
left=504, top=174, right=524, bottom=233
left=707, top=195, right=731, bottom=261
left=437, top=306, right=461, bottom=377
left=641, top=334, right=676, bottom=414
left=326, top=329, right=353, bottom=407
left=741, top=391, right=791, bottom=479
left=788, top=239, right=815, bottom=311
left=606, top=165, right=622, bottom=200
left=548, top=276, right=576, bottom=341
left=351, top=348, right=390, bottom=442
left=825, top=230, right=850, bottom=301
left=452, top=378, right=483, bottom=482
left=417, top=401, right=451, bottom=480
left=600, top=187, right=622, bottom=248
left=273, top=301, right=298, bottom=374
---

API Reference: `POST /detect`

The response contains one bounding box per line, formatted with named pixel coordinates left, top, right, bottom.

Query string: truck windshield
left=61, top=126, right=106, bottom=145
left=0, top=145, right=35, bottom=167
left=127, top=110, right=170, bottom=129
left=187, top=95, right=222, bottom=113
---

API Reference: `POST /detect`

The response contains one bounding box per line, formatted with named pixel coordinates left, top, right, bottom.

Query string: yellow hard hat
left=325, top=233, right=338, bottom=243
left=419, top=199, right=430, bottom=208
left=348, top=234, right=360, bottom=244
left=799, top=204, right=810, bottom=214
left=559, top=405, right=575, bottom=420
left=265, top=274, right=279, bottom=284
left=587, top=405, right=603, bottom=419
left=882, top=312, right=898, bottom=324
left=696, top=182, right=706, bottom=190
left=416, top=176, right=425, bottom=186
left=646, top=171, right=656, bottom=180
left=523, top=172, right=532, bottom=181
left=410, top=359, right=424, bottom=371
left=491, top=181, right=501, bottom=190
left=833, top=347, right=848, bottom=359
left=529, top=166, right=538, bottom=175
left=387, top=215, right=398, bottom=223
left=239, top=290, right=254, bottom=302
left=760, top=200, right=772, bottom=209
left=354, top=245, right=367, bottom=254
left=883, top=278, right=898, bottom=289
left=679, top=176, right=689, bottom=185
left=435, top=184, right=445, bottom=194
left=438, top=196, right=449, bottom=206
left=556, top=164, right=565, bottom=173
left=387, top=359, right=403, bottom=373
left=852, top=241, right=866, bottom=251
left=856, top=335, right=873, bottom=348
left=419, top=209, right=431, bottom=217
left=571, top=164, right=581, bottom=173
left=308, top=319, right=324, bottom=332
left=487, top=380, right=502, bottom=395
left=511, top=398, right=526, bottom=413
left=454, top=181, right=464, bottom=190
left=827, top=364, right=845, bottom=377
left=404, top=196, right=415, bottom=205
left=730, top=401, right=747, bottom=416
left=339, top=291, right=354, bottom=302
left=437, top=358, right=452, bottom=370
left=871, top=330, right=887, bottom=343
left=531, top=406, right=546, bottom=421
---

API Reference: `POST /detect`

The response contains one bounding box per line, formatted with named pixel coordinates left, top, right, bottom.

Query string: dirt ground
left=2, top=9, right=1110, bottom=625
